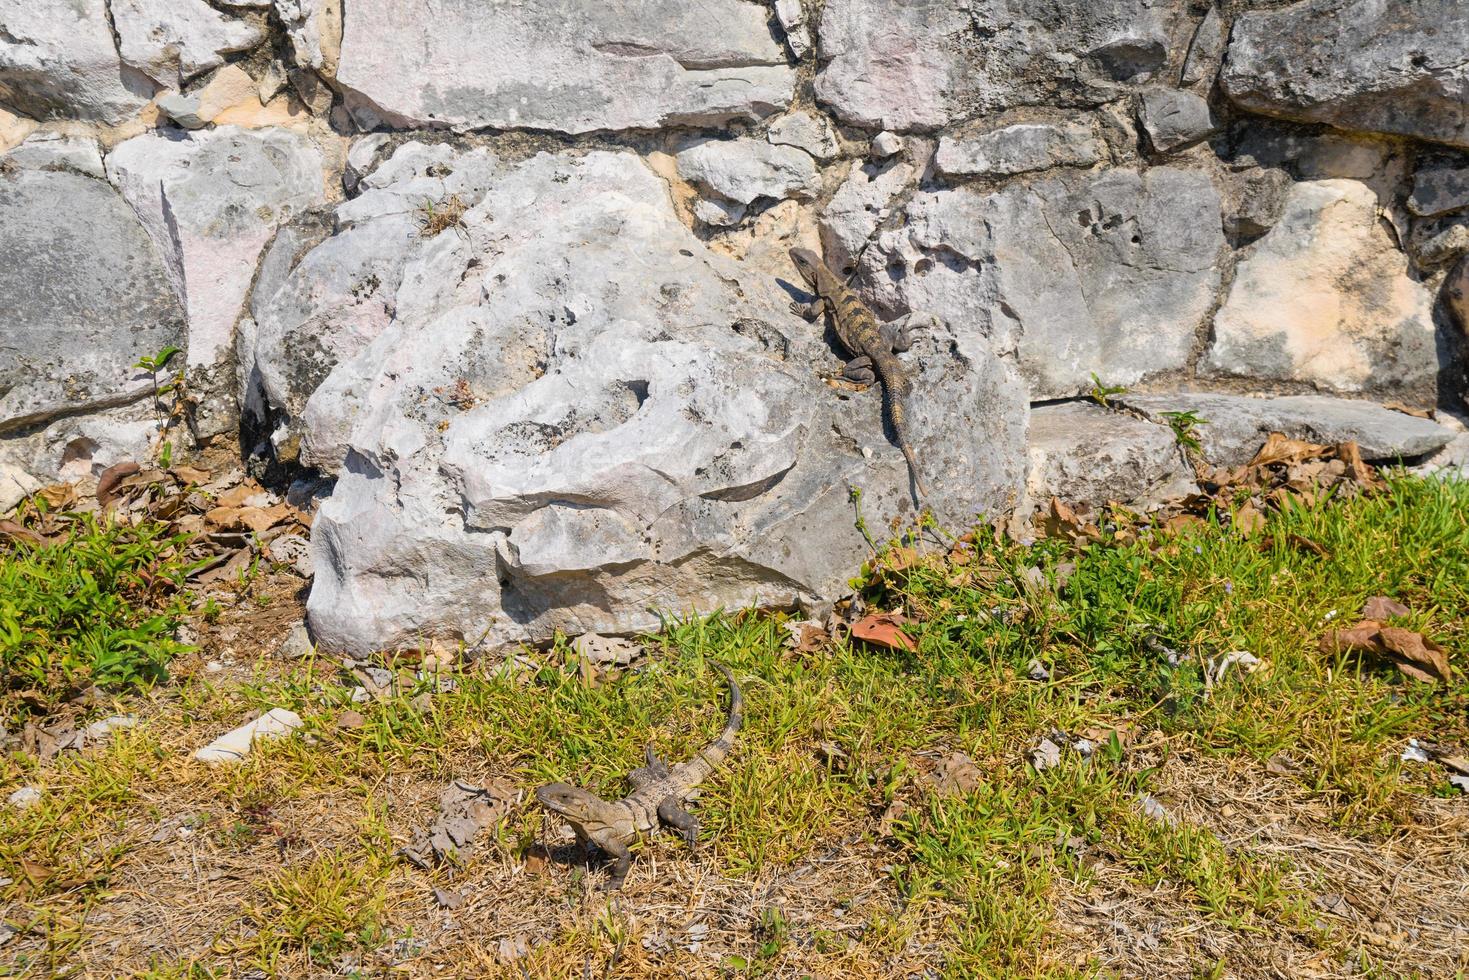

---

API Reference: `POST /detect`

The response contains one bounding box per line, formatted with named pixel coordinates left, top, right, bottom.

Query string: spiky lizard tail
left=691, top=663, right=742, bottom=775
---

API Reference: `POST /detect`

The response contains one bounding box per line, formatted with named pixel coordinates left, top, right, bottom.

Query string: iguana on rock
left=534, top=663, right=742, bottom=890
left=788, top=247, right=929, bottom=499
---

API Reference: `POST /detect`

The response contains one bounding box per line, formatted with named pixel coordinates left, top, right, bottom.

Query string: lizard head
left=535, top=782, right=615, bottom=826
left=788, top=247, right=823, bottom=289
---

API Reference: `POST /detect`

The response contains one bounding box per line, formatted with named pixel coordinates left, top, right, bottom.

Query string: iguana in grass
left=788, top=247, right=929, bottom=500
left=534, top=663, right=743, bottom=890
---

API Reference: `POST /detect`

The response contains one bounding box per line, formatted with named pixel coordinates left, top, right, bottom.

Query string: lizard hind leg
left=843, top=355, right=877, bottom=385
left=657, top=797, right=701, bottom=848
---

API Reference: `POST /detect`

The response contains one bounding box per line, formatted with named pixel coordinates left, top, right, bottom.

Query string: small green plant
left=135, top=344, right=193, bottom=460
left=0, top=514, right=196, bottom=714
left=1161, top=409, right=1209, bottom=453
left=417, top=194, right=469, bottom=239
left=1088, top=373, right=1128, bottom=408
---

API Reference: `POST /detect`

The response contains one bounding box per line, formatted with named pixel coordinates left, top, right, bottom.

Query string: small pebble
left=7, top=786, right=41, bottom=810
left=871, top=131, right=904, bottom=158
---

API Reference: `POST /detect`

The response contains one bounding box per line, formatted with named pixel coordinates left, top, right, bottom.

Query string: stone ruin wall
left=1, top=0, right=1467, bottom=652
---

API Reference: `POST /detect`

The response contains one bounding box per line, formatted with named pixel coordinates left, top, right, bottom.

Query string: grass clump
left=0, top=514, right=196, bottom=714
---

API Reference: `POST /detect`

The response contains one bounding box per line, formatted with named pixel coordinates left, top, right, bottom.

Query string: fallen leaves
left=401, top=779, right=517, bottom=869
left=849, top=612, right=917, bottom=653
left=1362, top=595, right=1410, bottom=620
left=1320, top=619, right=1452, bottom=684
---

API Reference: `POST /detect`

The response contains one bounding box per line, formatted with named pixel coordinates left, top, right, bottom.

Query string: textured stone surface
left=767, top=111, right=838, bottom=162
left=0, top=0, right=154, bottom=123
left=276, top=0, right=341, bottom=72
left=819, top=158, right=915, bottom=275
left=0, top=168, right=184, bottom=484
left=1222, top=0, right=1469, bottom=148
left=112, top=0, right=265, bottom=88
left=1137, top=88, right=1217, bottom=153
left=241, top=142, right=503, bottom=461
left=676, top=138, right=819, bottom=207
left=866, top=167, right=1224, bottom=399
left=774, top=0, right=811, bottom=59
left=1180, top=5, right=1225, bottom=87
left=335, top=0, right=794, bottom=134
left=105, top=125, right=326, bottom=427
left=3, top=132, right=104, bottom=176
left=934, top=121, right=1100, bottom=178
left=1028, top=402, right=1196, bottom=508
left=292, top=148, right=1027, bottom=653
left=1119, top=393, right=1455, bottom=466
left=1205, top=180, right=1438, bottom=404
left=1409, top=163, right=1469, bottom=218
left=815, top=0, right=1182, bottom=131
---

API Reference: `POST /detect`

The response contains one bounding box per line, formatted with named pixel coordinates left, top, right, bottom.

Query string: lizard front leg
left=657, top=797, right=701, bottom=848
left=790, top=298, right=827, bottom=321
left=596, top=834, right=634, bottom=890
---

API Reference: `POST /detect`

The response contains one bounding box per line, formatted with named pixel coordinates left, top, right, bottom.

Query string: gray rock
left=819, top=159, right=915, bottom=276
left=815, top=0, right=1181, bottom=131
left=0, top=0, right=155, bottom=123
left=1408, top=213, right=1469, bottom=269
left=0, top=168, right=184, bottom=483
left=1409, top=163, right=1469, bottom=218
left=934, top=120, right=1100, bottom=178
left=1117, top=393, right=1455, bottom=466
left=1027, top=402, right=1197, bottom=508
left=2, top=133, right=104, bottom=177
left=242, top=142, right=503, bottom=463
left=106, top=127, right=326, bottom=436
left=1179, top=5, right=1225, bottom=88
left=1205, top=180, right=1438, bottom=405
left=767, top=111, right=839, bottom=162
left=866, top=167, right=1224, bottom=400
left=300, top=149, right=1027, bottom=654
left=111, top=0, right=265, bottom=88
left=335, top=0, right=793, bottom=134
left=1137, top=88, right=1217, bottom=153
left=1222, top=0, right=1469, bottom=149
left=676, top=138, right=819, bottom=209
left=275, top=0, right=339, bottom=72
left=344, top=133, right=392, bottom=193
left=7, top=786, right=40, bottom=810
left=155, top=92, right=207, bottom=129
left=1224, top=166, right=1292, bottom=238
left=870, top=132, right=904, bottom=159
left=774, top=0, right=811, bottom=59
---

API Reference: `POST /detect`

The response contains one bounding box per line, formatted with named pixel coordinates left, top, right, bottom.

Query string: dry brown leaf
left=1234, top=501, right=1267, bottom=535
left=1163, top=514, right=1206, bottom=535
left=1321, top=620, right=1451, bottom=683
left=1377, top=627, right=1451, bottom=684
left=850, top=612, right=917, bottom=653
left=1362, top=596, right=1410, bottom=620
left=1249, top=432, right=1327, bottom=468
left=1336, top=441, right=1382, bottom=488
left=877, top=798, right=909, bottom=837
left=0, top=519, right=46, bottom=546
left=925, top=751, right=982, bottom=797
left=96, top=461, right=141, bottom=506
left=1382, top=401, right=1432, bottom=419
left=170, top=465, right=212, bottom=485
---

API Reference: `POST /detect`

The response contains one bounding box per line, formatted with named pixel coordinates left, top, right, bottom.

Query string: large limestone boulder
left=815, top=0, right=1184, bottom=131
left=1222, top=0, right=1469, bottom=149
left=1204, top=180, right=1439, bottom=406
left=335, top=0, right=794, bottom=134
left=0, top=0, right=154, bottom=123
left=864, top=167, right=1224, bottom=400
left=1119, top=393, right=1455, bottom=466
left=105, top=127, right=327, bottom=437
left=0, top=165, right=185, bottom=498
left=287, top=147, right=1027, bottom=653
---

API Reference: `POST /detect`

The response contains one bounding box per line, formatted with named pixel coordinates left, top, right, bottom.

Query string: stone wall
left=3, top=0, right=1466, bottom=653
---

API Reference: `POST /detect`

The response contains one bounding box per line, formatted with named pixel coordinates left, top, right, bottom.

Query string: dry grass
left=3, top=475, right=1468, bottom=978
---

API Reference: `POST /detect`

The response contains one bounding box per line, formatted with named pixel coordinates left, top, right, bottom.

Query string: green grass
left=0, top=514, right=196, bottom=715
left=3, top=475, right=1466, bottom=976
